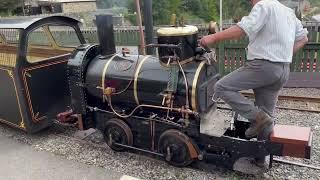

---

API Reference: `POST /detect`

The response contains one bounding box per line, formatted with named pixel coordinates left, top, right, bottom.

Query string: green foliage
left=310, top=0, right=320, bottom=7
left=182, top=0, right=218, bottom=22
left=0, top=0, right=21, bottom=15
left=208, top=0, right=219, bottom=21
left=126, top=0, right=220, bottom=25
left=98, top=0, right=129, bottom=9
left=152, top=0, right=177, bottom=25
left=124, top=0, right=250, bottom=25
left=222, top=0, right=251, bottom=21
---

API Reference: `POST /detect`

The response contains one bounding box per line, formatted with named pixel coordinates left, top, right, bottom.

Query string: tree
left=310, top=0, right=320, bottom=7
left=125, top=0, right=249, bottom=25
left=127, top=0, right=177, bottom=25
left=98, top=0, right=129, bottom=9
left=0, top=0, right=21, bottom=15
left=208, top=0, right=219, bottom=21
left=222, top=0, right=250, bottom=21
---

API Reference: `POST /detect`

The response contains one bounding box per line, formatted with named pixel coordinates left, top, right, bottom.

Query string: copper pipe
left=107, top=95, right=197, bottom=119
left=135, top=0, right=146, bottom=55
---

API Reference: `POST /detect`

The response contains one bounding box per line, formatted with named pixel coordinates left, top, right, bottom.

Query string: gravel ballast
left=0, top=89, right=319, bottom=180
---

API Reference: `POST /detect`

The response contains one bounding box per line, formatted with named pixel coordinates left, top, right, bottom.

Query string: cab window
left=0, top=29, right=20, bottom=67
left=27, top=25, right=81, bottom=63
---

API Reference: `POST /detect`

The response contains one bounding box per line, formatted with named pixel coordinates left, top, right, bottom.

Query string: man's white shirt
left=237, top=0, right=308, bottom=63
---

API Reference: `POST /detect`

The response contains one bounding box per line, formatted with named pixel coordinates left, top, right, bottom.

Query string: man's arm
left=293, top=36, right=308, bottom=54
left=293, top=17, right=308, bottom=54
left=200, top=1, right=269, bottom=47
left=200, top=25, right=246, bottom=47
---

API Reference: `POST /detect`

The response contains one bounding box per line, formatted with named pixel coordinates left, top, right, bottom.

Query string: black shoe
left=253, top=157, right=267, bottom=168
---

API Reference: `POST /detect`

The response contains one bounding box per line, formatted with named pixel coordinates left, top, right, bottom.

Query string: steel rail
left=276, top=106, right=320, bottom=113
left=217, top=104, right=320, bottom=113
left=241, top=92, right=320, bottom=103
left=273, top=158, right=320, bottom=171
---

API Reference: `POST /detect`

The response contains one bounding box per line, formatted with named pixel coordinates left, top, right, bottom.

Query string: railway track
left=242, top=92, right=320, bottom=103
left=241, top=92, right=320, bottom=113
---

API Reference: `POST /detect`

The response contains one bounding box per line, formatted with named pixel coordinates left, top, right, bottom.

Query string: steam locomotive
left=66, top=15, right=312, bottom=168
left=0, top=15, right=312, bottom=170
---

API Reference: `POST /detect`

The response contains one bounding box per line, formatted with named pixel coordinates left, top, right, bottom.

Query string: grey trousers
left=214, top=59, right=290, bottom=136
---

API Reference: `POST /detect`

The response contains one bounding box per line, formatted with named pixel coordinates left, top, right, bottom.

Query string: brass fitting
left=104, top=87, right=115, bottom=96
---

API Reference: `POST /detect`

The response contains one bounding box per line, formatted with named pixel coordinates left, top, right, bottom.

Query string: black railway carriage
left=0, top=16, right=85, bottom=133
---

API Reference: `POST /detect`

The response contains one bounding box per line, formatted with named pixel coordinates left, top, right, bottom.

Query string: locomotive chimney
left=96, top=14, right=116, bottom=57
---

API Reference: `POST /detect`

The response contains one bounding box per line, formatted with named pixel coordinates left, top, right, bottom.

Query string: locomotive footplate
left=198, top=107, right=312, bottom=170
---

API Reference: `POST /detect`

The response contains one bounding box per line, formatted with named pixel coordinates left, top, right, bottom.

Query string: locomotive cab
left=0, top=16, right=85, bottom=133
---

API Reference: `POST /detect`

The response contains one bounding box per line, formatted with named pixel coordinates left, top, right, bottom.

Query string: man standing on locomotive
left=200, top=0, right=308, bottom=165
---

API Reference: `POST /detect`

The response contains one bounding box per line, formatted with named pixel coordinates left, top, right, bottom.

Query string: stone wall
left=62, top=2, right=97, bottom=13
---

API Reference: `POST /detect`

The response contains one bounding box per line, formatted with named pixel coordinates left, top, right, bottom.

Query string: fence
left=1, top=23, right=319, bottom=78
left=80, top=24, right=320, bottom=76
left=80, top=22, right=320, bottom=45
left=216, top=39, right=320, bottom=75
left=80, top=25, right=210, bottom=46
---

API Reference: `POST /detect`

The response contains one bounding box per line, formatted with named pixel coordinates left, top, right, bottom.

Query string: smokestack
left=143, top=0, right=154, bottom=55
left=96, top=14, right=116, bottom=57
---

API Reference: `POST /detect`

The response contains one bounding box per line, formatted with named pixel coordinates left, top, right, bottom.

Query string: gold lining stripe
left=0, top=118, right=21, bottom=129
left=102, top=54, right=118, bottom=102
left=191, top=61, right=206, bottom=111
left=0, top=68, right=25, bottom=129
left=134, top=56, right=150, bottom=105
left=13, top=71, right=25, bottom=129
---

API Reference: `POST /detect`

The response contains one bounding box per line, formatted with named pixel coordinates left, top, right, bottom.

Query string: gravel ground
left=279, top=88, right=320, bottom=98
left=0, top=88, right=320, bottom=180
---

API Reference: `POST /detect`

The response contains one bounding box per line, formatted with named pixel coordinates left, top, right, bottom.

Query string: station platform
left=0, top=134, right=139, bottom=180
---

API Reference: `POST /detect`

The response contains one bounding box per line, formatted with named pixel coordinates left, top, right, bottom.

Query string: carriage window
left=27, top=26, right=80, bottom=63
left=49, top=26, right=81, bottom=47
left=0, top=29, right=20, bottom=67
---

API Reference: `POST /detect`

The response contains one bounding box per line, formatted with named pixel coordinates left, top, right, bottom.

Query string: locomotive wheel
left=103, top=118, right=133, bottom=151
left=158, top=129, right=198, bottom=167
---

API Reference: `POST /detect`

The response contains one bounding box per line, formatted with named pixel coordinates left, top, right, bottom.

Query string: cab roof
left=0, top=16, right=80, bottom=29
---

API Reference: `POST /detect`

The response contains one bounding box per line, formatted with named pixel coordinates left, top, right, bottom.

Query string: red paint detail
left=57, top=110, right=76, bottom=123
left=104, top=80, right=121, bottom=89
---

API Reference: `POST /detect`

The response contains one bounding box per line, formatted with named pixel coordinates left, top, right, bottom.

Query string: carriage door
left=23, top=25, right=81, bottom=122
left=0, top=29, right=25, bottom=128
